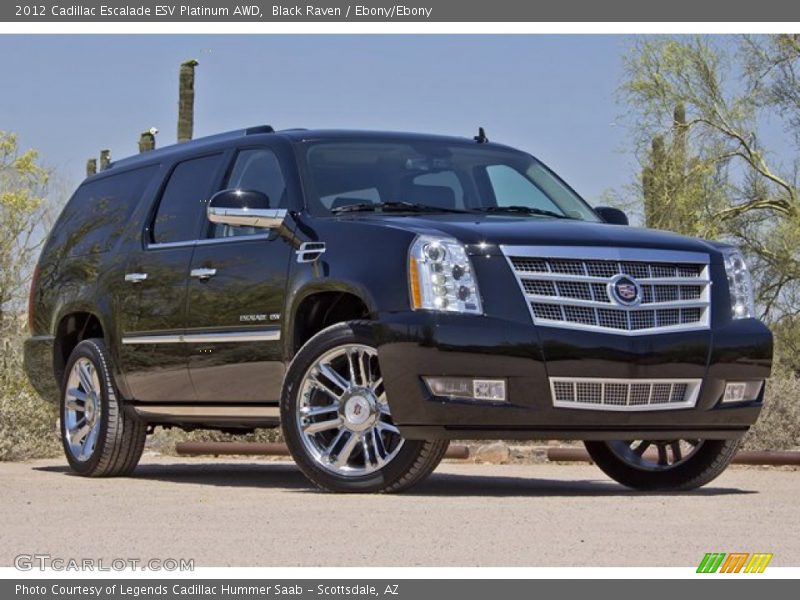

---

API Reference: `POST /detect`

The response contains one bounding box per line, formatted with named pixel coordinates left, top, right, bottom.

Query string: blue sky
left=3, top=35, right=638, bottom=202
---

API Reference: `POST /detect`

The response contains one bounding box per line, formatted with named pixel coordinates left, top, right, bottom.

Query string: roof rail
left=190, top=125, right=274, bottom=143
left=244, top=125, right=275, bottom=135
left=102, top=125, right=277, bottom=171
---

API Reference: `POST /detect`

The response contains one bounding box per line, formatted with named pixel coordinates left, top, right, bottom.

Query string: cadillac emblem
left=610, top=275, right=641, bottom=306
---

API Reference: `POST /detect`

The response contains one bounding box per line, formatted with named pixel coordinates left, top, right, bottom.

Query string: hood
left=351, top=213, right=723, bottom=259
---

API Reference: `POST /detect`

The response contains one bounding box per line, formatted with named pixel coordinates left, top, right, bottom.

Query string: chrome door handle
left=124, top=272, right=148, bottom=284
left=190, top=268, right=217, bottom=280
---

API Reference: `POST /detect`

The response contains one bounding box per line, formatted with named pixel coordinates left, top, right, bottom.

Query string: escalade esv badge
left=23, top=125, right=772, bottom=494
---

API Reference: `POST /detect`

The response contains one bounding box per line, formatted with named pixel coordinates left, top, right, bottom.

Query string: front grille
left=550, top=377, right=701, bottom=411
left=502, top=246, right=711, bottom=335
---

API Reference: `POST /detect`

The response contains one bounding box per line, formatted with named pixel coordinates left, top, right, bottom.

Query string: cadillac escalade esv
left=24, top=126, right=773, bottom=493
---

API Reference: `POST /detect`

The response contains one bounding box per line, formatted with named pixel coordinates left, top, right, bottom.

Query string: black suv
left=24, top=126, right=772, bottom=493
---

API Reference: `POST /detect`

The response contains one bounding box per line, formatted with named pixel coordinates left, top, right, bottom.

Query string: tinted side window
left=211, top=149, right=287, bottom=239
left=152, top=154, right=223, bottom=244
left=59, top=165, right=158, bottom=256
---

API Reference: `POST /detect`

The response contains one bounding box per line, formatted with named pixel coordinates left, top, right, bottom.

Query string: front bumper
left=374, top=312, right=772, bottom=441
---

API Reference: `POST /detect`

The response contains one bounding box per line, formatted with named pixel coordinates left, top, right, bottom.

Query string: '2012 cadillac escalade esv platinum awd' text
left=24, top=126, right=772, bottom=493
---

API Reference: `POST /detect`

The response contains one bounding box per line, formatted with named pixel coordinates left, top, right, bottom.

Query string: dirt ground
left=0, top=455, right=797, bottom=567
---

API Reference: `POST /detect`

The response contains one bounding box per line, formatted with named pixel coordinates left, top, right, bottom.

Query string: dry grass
left=0, top=334, right=60, bottom=461
left=119, top=375, right=800, bottom=455
left=146, top=426, right=283, bottom=455
left=742, top=375, right=800, bottom=451
left=1, top=319, right=797, bottom=459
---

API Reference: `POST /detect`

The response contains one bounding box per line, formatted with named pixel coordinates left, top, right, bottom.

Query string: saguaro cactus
left=642, top=104, right=691, bottom=231
left=86, top=158, right=97, bottom=177
left=99, top=149, right=111, bottom=170
left=642, top=135, right=666, bottom=227
left=177, top=59, right=199, bottom=143
left=138, top=128, right=157, bottom=153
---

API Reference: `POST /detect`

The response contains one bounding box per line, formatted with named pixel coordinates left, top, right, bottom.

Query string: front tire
left=584, top=438, right=739, bottom=491
left=60, top=339, right=147, bottom=477
left=281, top=321, right=449, bottom=493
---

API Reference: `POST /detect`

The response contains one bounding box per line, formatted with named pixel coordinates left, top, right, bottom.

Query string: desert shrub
left=0, top=130, right=61, bottom=460
left=147, top=426, right=283, bottom=455
left=741, top=375, right=800, bottom=451
left=0, top=333, right=60, bottom=461
left=148, top=377, right=800, bottom=454
left=2, top=311, right=797, bottom=458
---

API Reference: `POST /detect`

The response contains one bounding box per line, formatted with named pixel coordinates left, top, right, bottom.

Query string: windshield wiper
left=475, top=205, right=573, bottom=219
left=331, top=201, right=469, bottom=215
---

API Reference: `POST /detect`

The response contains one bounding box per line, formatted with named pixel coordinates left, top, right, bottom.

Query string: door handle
left=124, top=272, right=148, bottom=284
left=190, top=268, right=217, bottom=280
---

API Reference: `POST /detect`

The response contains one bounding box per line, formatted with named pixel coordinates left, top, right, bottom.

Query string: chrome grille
left=550, top=377, right=701, bottom=411
left=502, top=246, right=711, bottom=335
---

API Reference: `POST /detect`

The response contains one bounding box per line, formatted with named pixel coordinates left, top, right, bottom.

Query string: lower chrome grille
left=531, top=303, right=702, bottom=331
left=501, top=246, right=712, bottom=335
left=549, top=377, right=701, bottom=411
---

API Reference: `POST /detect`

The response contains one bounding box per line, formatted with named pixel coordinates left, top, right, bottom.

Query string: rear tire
left=60, top=339, right=147, bottom=477
left=281, top=321, right=449, bottom=493
left=584, top=438, right=739, bottom=491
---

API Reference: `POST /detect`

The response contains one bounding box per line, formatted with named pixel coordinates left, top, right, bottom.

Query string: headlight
left=722, top=247, right=756, bottom=319
left=408, top=235, right=482, bottom=314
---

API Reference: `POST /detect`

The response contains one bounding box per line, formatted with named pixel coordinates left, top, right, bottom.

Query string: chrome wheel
left=296, top=343, right=404, bottom=477
left=63, top=357, right=103, bottom=462
left=606, top=439, right=705, bottom=471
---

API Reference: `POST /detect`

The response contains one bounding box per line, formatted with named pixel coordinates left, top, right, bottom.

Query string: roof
left=97, top=126, right=520, bottom=175
left=277, top=128, right=500, bottom=145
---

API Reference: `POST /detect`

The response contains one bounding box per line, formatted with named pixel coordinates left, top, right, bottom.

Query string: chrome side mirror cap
left=207, top=189, right=287, bottom=229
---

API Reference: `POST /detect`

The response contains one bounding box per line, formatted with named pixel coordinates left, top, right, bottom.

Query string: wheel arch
left=287, top=282, right=376, bottom=358
left=53, top=309, right=108, bottom=386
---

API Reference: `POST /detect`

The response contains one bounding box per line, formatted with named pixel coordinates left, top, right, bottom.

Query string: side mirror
left=595, top=206, right=629, bottom=226
left=207, top=189, right=287, bottom=229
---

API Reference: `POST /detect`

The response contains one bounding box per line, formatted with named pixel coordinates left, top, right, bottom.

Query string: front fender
left=283, top=215, right=419, bottom=357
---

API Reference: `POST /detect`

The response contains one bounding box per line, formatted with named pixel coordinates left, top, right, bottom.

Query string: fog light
left=722, top=381, right=763, bottom=404
left=423, top=377, right=507, bottom=402
left=473, top=379, right=507, bottom=401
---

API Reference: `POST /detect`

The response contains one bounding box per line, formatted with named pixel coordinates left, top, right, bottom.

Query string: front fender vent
left=296, top=242, right=326, bottom=263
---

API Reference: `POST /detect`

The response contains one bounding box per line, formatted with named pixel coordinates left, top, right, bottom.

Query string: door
left=185, top=147, right=295, bottom=402
left=119, top=152, right=226, bottom=402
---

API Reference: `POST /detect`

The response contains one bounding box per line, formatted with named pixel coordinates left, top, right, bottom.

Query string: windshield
left=300, top=140, right=600, bottom=221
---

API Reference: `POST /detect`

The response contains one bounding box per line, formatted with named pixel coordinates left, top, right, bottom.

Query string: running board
left=132, top=405, right=280, bottom=419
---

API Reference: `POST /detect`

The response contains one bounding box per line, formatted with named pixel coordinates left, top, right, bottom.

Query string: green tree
left=0, top=130, right=60, bottom=460
left=0, top=130, right=50, bottom=330
left=641, top=104, right=728, bottom=236
left=619, top=36, right=800, bottom=366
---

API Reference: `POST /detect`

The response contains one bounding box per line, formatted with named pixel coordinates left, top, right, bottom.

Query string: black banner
left=3, top=0, right=800, bottom=22
left=5, top=579, right=799, bottom=600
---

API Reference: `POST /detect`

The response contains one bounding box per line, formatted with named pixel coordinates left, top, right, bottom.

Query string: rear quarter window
left=57, top=165, right=158, bottom=256
left=151, top=154, right=223, bottom=244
